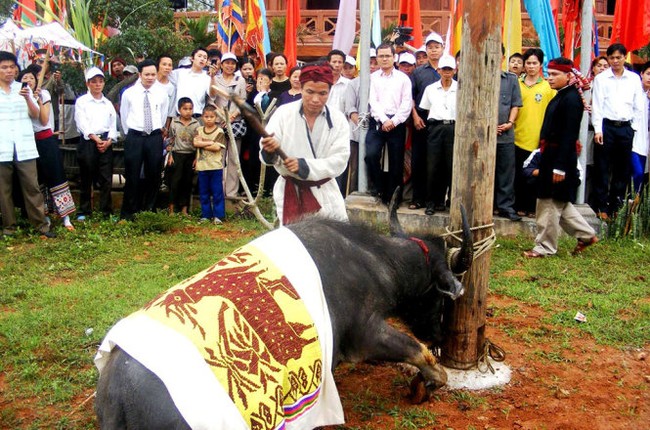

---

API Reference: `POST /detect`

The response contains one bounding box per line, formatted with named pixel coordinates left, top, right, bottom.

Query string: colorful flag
left=284, top=0, right=300, bottom=69
left=398, top=0, right=423, bottom=49
left=502, top=0, right=522, bottom=68
left=522, top=0, right=561, bottom=71
left=332, top=0, right=357, bottom=55
left=245, top=0, right=267, bottom=64
left=43, top=0, right=66, bottom=23
left=13, top=0, right=37, bottom=27
left=258, top=0, right=271, bottom=60
left=218, top=0, right=245, bottom=52
left=370, top=0, right=381, bottom=48
left=446, top=0, right=463, bottom=56
left=610, top=0, right=650, bottom=52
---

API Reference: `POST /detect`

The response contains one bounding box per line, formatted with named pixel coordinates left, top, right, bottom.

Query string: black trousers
left=121, top=131, right=164, bottom=220
left=410, top=123, right=428, bottom=205
left=495, top=142, right=517, bottom=214
left=168, top=151, right=195, bottom=209
left=426, top=122, right=454, bottom=208
left=77, top=137, right=113, bottom=216
left=514, top=146, right=535, bottom=214
left=365, top=118, right=406, bottom=203
left=592, top=121, right=634, bottom=214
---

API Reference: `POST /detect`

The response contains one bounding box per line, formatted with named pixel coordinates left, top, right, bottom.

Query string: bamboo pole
left=576, top=0, right=593, bottom=204
left=441, top=0, right=503, bottom=369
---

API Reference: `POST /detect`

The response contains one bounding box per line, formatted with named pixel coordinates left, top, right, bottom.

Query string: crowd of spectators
left=1, top=35, right=648, bottom=238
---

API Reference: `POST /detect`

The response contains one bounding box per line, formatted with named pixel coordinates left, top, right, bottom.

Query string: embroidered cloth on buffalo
left=95, top=228, right=344, bottom=430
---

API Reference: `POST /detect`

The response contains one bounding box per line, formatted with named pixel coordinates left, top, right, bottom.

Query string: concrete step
left=345, top=193, right=601, bottom=238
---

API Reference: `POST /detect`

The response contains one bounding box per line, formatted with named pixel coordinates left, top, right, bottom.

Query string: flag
left=522, top=0, right=561, bottom=71
left=43, top=0, right=66, bottom=23
left=370, top=0, right=381, bottom=48
left=245, top=0, right=267, bottom=64
left=258, top=0, right=271, bottom=60
left=218, top=0, right=245, bottom=52
left=502, top=0, right=522, bottom=68
left=13, top=0, right=37, bottom=27
left=398, top=0, right=423, bottom=49
left=446, top=0, right=463, bottom=56
left=332, top=0, right=357, bottom=55
left=610, top=0, right=650, bottom=52
left=284, top=0, right=300, bottom=69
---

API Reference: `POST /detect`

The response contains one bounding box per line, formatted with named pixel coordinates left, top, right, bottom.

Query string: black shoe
left=499, top=211, right=522, bottom=222
left=40, top=231, right=57, bottom=239
left=425, top=206, right=435, bottom=215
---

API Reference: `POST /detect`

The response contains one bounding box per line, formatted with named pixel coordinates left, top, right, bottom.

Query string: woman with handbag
left=213, top=52, right=248, bottom=198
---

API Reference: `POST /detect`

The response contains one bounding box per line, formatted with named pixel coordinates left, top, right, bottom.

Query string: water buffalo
left=95, top=196, right=473, bottom=429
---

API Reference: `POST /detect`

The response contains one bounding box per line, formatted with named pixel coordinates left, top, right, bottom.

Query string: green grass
left=490, top=235, right=650, bottom=349
left=0, top=217, right=648, bottom=428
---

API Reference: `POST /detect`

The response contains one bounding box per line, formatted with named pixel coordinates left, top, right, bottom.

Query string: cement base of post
left=443, top=359, right=511, bottom=390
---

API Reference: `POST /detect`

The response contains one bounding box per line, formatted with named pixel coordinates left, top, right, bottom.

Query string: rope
left=477, top=338, right=506, bottom=374
left=351, top=111, right=371, bottom=132
left=443, top=222, right=497, bottom=263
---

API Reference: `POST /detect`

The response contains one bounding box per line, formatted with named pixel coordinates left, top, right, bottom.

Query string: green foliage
left=0, top=0, right=13, bottom=19
left=268, top=17, right=286, bottom=53
left=88, top=0, right=174, bottom=31
left=603, top=185, right=650, bottom=240
left=98, top=26, right=192, bottom=63
left=181, top=15, right=217, bottom=48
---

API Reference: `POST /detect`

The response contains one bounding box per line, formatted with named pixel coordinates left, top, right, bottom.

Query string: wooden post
left=441, top=0, right=503, bottom=369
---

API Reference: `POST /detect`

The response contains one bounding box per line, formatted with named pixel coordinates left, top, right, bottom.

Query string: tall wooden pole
left=357, top=0, right=371, bottom=192
left=441, top=0, right=503, bottom=369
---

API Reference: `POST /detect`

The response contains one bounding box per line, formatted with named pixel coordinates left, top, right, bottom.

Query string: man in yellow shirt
left=514, top=48, right=555, bottom=216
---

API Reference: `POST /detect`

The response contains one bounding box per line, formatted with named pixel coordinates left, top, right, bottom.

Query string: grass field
left=0, top=213, right=648, bottom=429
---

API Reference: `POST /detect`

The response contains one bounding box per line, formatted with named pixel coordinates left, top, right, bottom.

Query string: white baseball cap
left=123, top=65, right=138, bottom=75
left=178, top=56, right=192, bottom=67
left=425, top=32, right=444, bottom=46
left=369, top=48, right=377, bottom=58
left=398, top=52, right=416, bottom=65
left=438, top=54, right=456, bottom=70
left=415, top=45, right=426, bottom=54
left=85, top=66, right=104, bottom=81
left=221, top=52, right=237, bottom=63
left=345, top=55, right=356, bottom=66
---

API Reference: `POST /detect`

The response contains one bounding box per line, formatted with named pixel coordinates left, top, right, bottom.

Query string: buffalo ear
left=388, top=187, right=407, bottom=238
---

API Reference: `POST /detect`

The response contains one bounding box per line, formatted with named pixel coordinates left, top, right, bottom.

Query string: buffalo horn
left=449, top=205, right=474, bottom=274
left=388, top=187, right=407, bottom=238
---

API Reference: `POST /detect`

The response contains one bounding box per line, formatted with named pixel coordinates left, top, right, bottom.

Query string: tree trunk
left=442, top=0, right=503, bottom=369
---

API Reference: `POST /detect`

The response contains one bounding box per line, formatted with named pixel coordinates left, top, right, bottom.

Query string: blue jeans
left=198, top=169, right=225, bottom=219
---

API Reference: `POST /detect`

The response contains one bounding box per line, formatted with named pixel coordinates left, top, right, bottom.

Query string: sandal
left=572, top=236, right=598, bottom=255
left=523, top=250, right=545, bottom=258
left=408, top=202, right=423, bottom=210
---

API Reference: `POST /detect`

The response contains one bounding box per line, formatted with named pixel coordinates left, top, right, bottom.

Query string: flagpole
left=576, top=0, right=593, bottom=204
left=357, top=0, right=371, bottom=192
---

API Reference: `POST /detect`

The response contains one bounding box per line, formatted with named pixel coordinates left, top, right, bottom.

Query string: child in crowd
left=193, top=104, right=226, bottom=224
left=167, top=97, right=200, bottom=215
left=508, top=53, right=524, bottom=76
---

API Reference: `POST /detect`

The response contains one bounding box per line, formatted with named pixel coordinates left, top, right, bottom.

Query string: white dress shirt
left=120, top=81, right=169, bottom=134
left=74, top=92, right=118, bottom=141
left=170, top=68, right=212, bottom=115
left=326, top=75, right=350, bottom=114
left=369, top=68, right=412, bottom=126
left=0, top=81, right=38, bottom=162
left=419, top=80, right=458, bottom=121
left=591, top=68, right=645, bottom=133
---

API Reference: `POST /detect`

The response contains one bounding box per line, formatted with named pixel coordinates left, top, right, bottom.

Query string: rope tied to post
left=477, top=338, right=506, bottom=374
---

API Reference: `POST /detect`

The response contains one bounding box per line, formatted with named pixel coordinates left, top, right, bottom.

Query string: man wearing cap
left=415, top=46, right=428, bottom=67
left=523, top=57, right=598, bottom=258
left=74, top=67, right=118, bottom=219
left=213, top=52, right=247, bottom=198
left=343, top=49, right=380, bottom=195
left=398, top=52, right=416, bottom=76
left=342, top=55, right=357, bottom=80
left=409, top=32, right=444, bottom=211
left=119, top=59, right=170, bottom=220
left=260, top=64, right=350, bottom=225
left=418, top=55, right=458, bottom=215
left=367, top=43, right=412, bottom=204
left=170, top=47, right=219, bottom=118
left=0, top=51, right=54, bottom=238
left=326, top=49, right=350, bottom=114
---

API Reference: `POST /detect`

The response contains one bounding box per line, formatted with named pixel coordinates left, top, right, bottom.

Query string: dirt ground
left=324, top=295, right=649, bottom=430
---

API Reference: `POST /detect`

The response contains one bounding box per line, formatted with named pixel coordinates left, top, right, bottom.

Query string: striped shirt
left=0, top=81, right=39, bottom=162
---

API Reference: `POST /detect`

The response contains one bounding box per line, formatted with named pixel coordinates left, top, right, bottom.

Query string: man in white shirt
left=120, top=59, right=170, bottom=220
left=591, top=43, right=646, bottom=219
left=260, top=64, right=350, bottom=225
left=326, top=49, right=350, bottom=114
left=170, top=47, right=218, bottom=118
left=74, top=67, right=118, bottom=219
left=366, top=43, right=412, bottom=204
left=418, top=55, right=458, bottom=215
left=0, top=51, right=53, bottom=237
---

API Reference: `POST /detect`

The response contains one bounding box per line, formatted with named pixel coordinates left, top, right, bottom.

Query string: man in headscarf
left=260, top=63, right=350, bottom=225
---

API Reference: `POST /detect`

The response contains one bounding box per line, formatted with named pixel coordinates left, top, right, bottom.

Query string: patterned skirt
left=36, top=135, right=76, bottom=218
